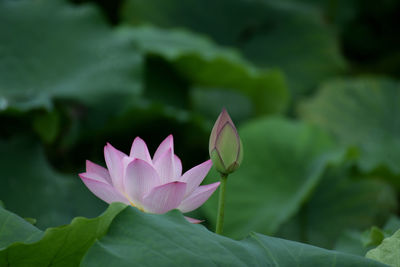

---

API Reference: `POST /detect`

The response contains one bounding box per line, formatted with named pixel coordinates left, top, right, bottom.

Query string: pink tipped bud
left=209, top=109, right=243, bottom=175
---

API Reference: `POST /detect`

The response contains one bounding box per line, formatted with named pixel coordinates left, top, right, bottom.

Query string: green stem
left=215, top=173, right=228, bottom=235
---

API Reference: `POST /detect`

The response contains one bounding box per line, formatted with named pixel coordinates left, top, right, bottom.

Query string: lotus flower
left=209, top=109, right=243, bottom=175
left=79, top=135, right=220, bottom=223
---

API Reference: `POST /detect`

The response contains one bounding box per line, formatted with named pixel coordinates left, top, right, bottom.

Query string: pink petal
left=178, top=182, right=220, bottom=213
left=85, top=160, right=111, bottom=184
left=153, top=135, right=174, bottom=162
left=184, top=216, right=204, bottom=224
left=129, top=137, right=152, bottom=163
left=154, top=148, right=176, bottom=184
left=104, top=143, right=126, bottom=192
left=174, top=155, right=182, bottom=179
left=142, top=181, right=186, bottom=214
left=180, top=160, right=213, bottom=197
left=124, top=158, right=160, bottom=205
left=79, top=174, right=129, bottom=204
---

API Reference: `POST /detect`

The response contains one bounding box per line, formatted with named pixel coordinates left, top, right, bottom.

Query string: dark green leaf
left=362, top=227, right=386, bottom=248
left=24, top=218, right=38, bottom=226
left=0, top=137, right=107, bottom=229
left=383, top=216, right=400, bottom=234
left=117, top=25, right=289, bottom=115
left=0, top=0, right=142, bottom=112
left=0, top=207, right=43, bottom=250
left=81, top=206, right=385, bottom=266
left=335, top=231, right=370, bottom=256
left=122, top=0, right=347, bottom=95
left=278, top=167, right=397, bottom=249
left=334, top=216, right=400, bottom=256
left=299, top=77, right=400, bottom=176
left=32, top=111, right=60, bottom=143
left=0, top=203, right=126, bottom=266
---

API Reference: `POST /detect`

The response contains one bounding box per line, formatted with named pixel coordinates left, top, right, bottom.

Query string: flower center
left=129, top=200, right=144, bottom=212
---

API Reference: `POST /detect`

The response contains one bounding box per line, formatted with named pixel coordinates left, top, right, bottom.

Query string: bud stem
left=215, top=173, right=228, bottom=235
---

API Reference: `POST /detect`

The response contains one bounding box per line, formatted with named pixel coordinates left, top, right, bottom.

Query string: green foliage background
left=1, top=0, right=400, bottom=265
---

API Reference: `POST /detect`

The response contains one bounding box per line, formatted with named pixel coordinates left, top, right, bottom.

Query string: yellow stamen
left=129, top=200, right=144, bottom=212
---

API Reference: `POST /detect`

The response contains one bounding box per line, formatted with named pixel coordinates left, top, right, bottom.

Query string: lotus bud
left=209, top=109, right=243, bottom=175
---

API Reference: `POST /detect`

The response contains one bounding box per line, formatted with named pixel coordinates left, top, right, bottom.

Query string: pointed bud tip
left=218, top=108, right=234, bottom=127
left=210, top=109, right=236, bottom=151
left=209, top=109, right=243, bottom=175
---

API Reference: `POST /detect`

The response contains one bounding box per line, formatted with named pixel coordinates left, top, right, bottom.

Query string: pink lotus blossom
left=79, top=135, right=220, bottom=223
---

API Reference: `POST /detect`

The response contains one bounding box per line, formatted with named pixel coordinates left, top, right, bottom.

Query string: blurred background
left=1, top=0, right=400, bottom=256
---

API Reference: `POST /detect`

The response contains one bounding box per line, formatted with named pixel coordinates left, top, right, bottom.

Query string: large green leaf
left=122, top=0, right=346, bottom=95
left=335, top=216, right=400, bottom=256
left=0, top=203, right=125, bottom=266
left=117, top=25, right=288, bottom=115
left=81, top=206, right=385, bottom=266
left=0, top=0, right=142, bottom=112
left=367, top=229, right=400, bottom=267
left=335, top=230, right=370, bottom=256
left=296, top=0, right=400, bottom=77
left=280, top=0, right=358, bottom=26
left=299, top=77, right=400, bottom=176
left=278, top=167, right=397, bottom=249
left=60, top=24, right=288, bottom=163
left=201, top=117, right=342, bottom=239
left=0, top=137, right=107, bottom=229
left=303, top=172, right=396, bottom=248
left=0, top=207, right=43, bottom=249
